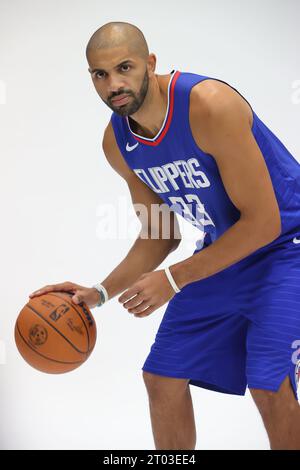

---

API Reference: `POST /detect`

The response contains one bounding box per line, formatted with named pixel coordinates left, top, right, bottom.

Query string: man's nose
left=107, top=76, right=126, bottom=96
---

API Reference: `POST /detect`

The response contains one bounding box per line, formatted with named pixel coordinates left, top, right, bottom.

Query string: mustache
left=110, top=91, right=132, bottom=100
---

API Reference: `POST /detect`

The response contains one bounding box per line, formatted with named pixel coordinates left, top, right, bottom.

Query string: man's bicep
left=102, top=121, right=181, bottom=242
left=127, top=173, right=181, bottom=242
left=102, top=120, right=135, bottom=182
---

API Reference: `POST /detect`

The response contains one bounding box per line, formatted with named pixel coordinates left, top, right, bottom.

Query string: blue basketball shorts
left=142, top=232, right=300, bottom=401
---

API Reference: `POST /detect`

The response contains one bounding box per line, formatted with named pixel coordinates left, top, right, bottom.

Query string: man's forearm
left=170, top=216, right=281, bottom=289
left=99, top=236, right=180, bottom=300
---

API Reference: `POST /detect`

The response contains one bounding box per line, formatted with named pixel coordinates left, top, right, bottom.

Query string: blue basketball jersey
left=110, top=70, right=300, bottom=252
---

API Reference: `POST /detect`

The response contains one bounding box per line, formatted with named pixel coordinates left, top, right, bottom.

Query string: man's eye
left=95, top=72, right=105, bottom=79
left=94, top=65, right=130, bottom=79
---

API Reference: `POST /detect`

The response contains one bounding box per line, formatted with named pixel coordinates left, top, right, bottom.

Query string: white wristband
left=92, top=283, right=109, bottom=306
left=164, top=266, right=181, bottom=293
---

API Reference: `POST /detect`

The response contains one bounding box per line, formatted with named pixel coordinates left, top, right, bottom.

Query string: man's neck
left=128, top=73, right=171, bottom=139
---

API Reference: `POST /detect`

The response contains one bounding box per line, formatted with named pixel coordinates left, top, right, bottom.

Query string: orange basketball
left=15, top=291, right=97, bottom=374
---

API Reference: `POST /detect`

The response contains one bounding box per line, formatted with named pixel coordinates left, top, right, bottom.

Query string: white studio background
left=0, top=0, right=299, bottom=450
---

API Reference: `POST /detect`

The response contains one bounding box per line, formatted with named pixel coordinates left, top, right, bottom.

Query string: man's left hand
left=118, top=270, right=177, bottom=318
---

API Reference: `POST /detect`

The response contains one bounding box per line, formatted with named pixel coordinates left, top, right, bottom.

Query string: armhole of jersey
left=197, top=77, right=255, bottom=131
left=110, top=113, right=127, bottom=158
left=109, top=113, right=138, bottom=179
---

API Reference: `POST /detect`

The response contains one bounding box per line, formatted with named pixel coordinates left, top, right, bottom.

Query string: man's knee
left=142, top=370, right=190, bottom=400
left=249, top=388, right=277, bottom=421
left=249, top=375, right=299, bottom=421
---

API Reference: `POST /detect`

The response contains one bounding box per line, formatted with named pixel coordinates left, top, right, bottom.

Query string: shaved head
left=86, top=22, right=156, bottom=117
left=86, top=21, right=149, bottom=62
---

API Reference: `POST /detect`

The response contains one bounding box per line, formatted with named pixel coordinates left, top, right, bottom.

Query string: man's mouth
left=111, top=94, right=131, bottom=106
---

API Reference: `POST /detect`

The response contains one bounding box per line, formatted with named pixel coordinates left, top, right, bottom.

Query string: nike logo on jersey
left=293, top=237, right=300, bottom=244
left=126, top=142, right=139, bottom=152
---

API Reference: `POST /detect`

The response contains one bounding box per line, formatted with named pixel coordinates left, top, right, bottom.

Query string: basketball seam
left=16, top=322, right=83, bottom=365
left=48, top=292, right=91, bottom=352
left=26, top=303, right=88, bottom=355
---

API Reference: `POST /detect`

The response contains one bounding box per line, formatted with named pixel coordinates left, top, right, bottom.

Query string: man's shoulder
left=190, top=79, right=241, bottom=113
left=189, top=78, right=253, bottom=129
left=188, top=78, right=253, bottom=154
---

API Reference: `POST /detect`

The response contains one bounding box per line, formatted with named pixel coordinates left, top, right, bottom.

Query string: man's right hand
left=29, top=281, right=102, bottom=309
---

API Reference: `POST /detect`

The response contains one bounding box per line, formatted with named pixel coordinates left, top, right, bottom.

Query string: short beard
left=106, top=69, right=149, bottom=117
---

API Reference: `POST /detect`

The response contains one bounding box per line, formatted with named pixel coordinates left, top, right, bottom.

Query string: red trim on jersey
left=127, top=70, right=181, bottom=146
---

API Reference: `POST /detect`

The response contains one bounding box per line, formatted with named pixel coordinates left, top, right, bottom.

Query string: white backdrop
left=0, top=0, right=299, bottom=450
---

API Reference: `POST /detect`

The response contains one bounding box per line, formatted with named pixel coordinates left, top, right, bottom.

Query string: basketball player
left=29, top=22, right=300, bottom=450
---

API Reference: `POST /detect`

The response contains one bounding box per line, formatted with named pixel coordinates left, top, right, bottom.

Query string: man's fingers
left=29, top=282, right=77, bottom=298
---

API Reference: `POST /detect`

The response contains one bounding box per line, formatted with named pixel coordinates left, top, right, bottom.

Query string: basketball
left=14, top=291, right=97, bottom=374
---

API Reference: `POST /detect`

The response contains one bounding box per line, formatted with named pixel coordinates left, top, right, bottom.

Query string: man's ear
left=147, top=53, right=157, bottom=75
